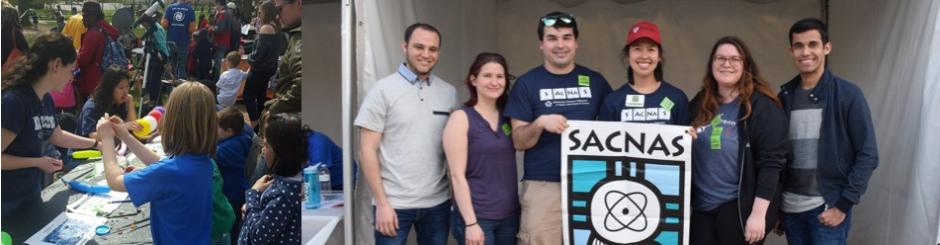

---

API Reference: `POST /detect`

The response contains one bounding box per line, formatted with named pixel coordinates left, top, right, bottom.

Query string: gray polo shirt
left=354, top=63, right=457, bottom=209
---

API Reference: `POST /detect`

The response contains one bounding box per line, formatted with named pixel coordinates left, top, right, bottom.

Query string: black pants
left=243, top=68, right=275, bottom=121
left=691, top=199, right=760, bottom=245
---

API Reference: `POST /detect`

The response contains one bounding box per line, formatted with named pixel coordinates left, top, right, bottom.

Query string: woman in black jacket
left=244, top=0, right=285, bottom=127
left=689, top=36, right=788, bottom=245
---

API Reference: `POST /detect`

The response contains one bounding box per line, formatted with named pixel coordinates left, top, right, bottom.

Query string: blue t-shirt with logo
left=125, top=154, right=213, bottom=244
left=598, top=81, right=690, bottom=125
left=504, top=65, right=612, bottom=182
left=1, top=87, right=58, bottom=204
left=164, top=2, right=195, bottom=48
left=692, top=100, right=741, bottom=211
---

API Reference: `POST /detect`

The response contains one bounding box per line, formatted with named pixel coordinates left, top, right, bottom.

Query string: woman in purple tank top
left=443, top=53, right=520, bottom=245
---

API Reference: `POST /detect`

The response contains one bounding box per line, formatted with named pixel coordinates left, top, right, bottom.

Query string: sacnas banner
left=562, top=120, right=692, bottom=245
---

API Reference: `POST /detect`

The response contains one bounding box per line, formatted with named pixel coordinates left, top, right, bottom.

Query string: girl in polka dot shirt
left=238, top=113, right=305, bottom=244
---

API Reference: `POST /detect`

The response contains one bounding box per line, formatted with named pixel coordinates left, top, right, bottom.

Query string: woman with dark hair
left=238, top=112, right=303, bottom=244
left=2, top=5, right=29, bottom=67
left=75, top=1, right=120, bottom=103
left=598, top=20, right=689, bottom=125
left=78, top=67, right=141, bottom=139
left=1, top=33, right=99, bottom=216
left=442, top=53, right=519, bottom=245
left=243, top=0, right=285, bottom=127
left=689, top=36, right=788, bottom=245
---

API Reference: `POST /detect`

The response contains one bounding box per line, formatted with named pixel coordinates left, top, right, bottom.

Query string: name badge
left=625, top=95, right=645, bottom=108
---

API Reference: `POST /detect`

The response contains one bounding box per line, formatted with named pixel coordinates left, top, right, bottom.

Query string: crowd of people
left=355, top=14, right=878, bottom=245
left=2, top=0, right=304, bottom=244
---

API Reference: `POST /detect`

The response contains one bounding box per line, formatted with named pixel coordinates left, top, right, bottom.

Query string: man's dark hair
left=537, top=11, right=579, bottom=41
left=789, top=18, right=829, bottom=44
left=404, top=23, right=441, bottom=45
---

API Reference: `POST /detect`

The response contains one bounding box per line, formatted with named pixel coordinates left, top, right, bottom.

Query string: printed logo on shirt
left=540, top=87, right=593, bottom=101
left=501, top=123, right=512, bottom=136
left=33, top=115, right=56, bottom=131
left=174, top=12, right=185, bottom=22
left=625, top=95, right=645, bottom=107
left=620, top=108, right=671, bottom=122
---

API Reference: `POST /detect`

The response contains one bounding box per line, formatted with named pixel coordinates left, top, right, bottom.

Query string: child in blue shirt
left=238, top=113, right=303, bottom=244
left=215, top=107, right=253, bottom=242
left=96, top=82, right=217, bottom=244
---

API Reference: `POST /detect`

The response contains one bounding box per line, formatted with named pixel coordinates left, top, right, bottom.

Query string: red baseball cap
left=627, top=20, right=661, bottom=46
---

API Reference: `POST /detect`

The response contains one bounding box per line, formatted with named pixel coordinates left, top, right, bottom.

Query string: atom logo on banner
left=562, top=120, right=691, bottom=245
left=591, top=179, right=661, bottom=244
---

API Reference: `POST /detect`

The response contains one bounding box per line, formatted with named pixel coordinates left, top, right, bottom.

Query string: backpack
left=99, top=28, right=129, bottom=70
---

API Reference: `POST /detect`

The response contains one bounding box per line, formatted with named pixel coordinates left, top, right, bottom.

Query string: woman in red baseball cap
left=597, top=20, right=690, bottom=126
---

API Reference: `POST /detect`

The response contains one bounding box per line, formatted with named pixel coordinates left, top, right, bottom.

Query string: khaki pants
left=517, top=180, right=562, bottom=245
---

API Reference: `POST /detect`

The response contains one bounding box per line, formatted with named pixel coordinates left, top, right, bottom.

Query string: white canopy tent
left=311, top=0, right=940, bottom=244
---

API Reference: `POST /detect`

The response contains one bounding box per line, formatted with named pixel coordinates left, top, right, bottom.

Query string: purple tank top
left=457, top=106, right=519, bottom=220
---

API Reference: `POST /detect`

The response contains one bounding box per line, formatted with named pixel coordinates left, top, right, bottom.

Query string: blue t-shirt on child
left=598, top=81, right=690, bottom=125
left=503, top=65, right=612, bottom=182
left=125, top=154, right=213, bottom=244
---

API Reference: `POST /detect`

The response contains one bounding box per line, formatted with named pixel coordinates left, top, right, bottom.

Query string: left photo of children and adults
left=0, top=0, right=304, bottom=244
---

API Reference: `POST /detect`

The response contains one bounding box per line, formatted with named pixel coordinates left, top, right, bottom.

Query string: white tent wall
left=825, top=0, right=940, bottom=244
left=304, top=2, right=344, bottom=141
left=350, top=0, right=940, bottom=244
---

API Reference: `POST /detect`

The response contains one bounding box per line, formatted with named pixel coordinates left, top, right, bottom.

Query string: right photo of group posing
left=303, top=0, right=938, bottom=245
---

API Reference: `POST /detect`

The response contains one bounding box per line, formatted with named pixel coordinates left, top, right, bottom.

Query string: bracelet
left=465, top=222, right=478, bottom=228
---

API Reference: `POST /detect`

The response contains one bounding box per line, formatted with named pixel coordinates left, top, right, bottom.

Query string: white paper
left=66, top=180, right=130, bottom=217
left=25, top=213, right=106, bottom=245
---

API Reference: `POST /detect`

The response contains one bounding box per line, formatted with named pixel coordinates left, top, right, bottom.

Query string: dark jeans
left=373, top=201, right=451, bottom=245
left=784, top=204, right=852, bottom=245
left=243, top=68, right=275, bottom=121
left=691, top=199, right=756, bottom=245
left=450, top=210, right=518, bottom=245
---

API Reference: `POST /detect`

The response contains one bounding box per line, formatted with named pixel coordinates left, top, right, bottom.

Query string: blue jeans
left=784, top=204, right=853, bottom=245
left=451, top=210, right=519, bottom=245
left=373, top=201, right=451, bottom=245
left=171, top=46, right=188, bottom=80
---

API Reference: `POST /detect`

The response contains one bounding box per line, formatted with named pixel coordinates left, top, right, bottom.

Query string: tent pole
left=341, top=0, right=354, bottom=244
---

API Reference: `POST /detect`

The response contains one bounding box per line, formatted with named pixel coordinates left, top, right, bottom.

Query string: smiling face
left=627, top=39, right=660, bottom=79
left=540, top=26, right=578, bottom=70
left=789, top=29, right=831, bottom=76
left=471, top=62, right=507, bottom=102
left=712, top=44, right=744, bottom=89
left=402, top=28, right=441, bottom=78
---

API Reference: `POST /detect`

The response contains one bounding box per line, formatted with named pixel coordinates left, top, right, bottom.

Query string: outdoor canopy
left=317, top=0, right=940, bottom=244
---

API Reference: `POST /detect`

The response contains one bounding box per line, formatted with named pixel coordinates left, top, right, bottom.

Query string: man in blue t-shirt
left=162, top=0, right=196, bottom=80
left=503, top=12, right=612, bottom=245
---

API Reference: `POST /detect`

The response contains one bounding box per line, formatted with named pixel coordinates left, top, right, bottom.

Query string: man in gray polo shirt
left=355, top=23, right=457, bottom=244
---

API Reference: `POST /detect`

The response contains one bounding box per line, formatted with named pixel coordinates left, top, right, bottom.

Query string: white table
left=302, top=192, right=345, bottom=245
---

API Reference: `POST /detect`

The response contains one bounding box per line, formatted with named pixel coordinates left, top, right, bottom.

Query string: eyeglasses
left=713, top=55, right=744, bottom=66
left=541, top=14, right=575, bottom=27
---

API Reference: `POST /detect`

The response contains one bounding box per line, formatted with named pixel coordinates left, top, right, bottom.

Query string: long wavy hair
left=691, top=36, right=780, bottom=127
left=258, top=1, right=280, bottom=31
left=462, top=52, right=514, bottom=112
left=91, top=67, right=131, bottom=118
left=1, top=33, right=77, bottom=90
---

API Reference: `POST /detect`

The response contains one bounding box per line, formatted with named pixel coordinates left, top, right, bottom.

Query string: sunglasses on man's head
left=541, top=14, right=574, bottom=27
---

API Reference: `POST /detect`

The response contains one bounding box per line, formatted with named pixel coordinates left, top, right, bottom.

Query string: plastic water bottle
left=318, top=164, right=331, bottom=193
left=303, top=165, right=321, bottom=209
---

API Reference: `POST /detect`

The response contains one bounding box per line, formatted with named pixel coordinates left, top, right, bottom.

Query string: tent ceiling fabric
left=352, top=0, right=940, bottom=244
